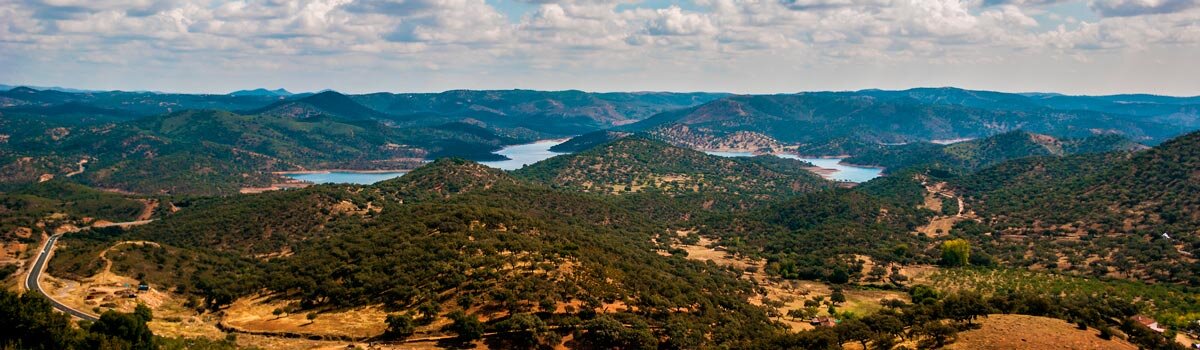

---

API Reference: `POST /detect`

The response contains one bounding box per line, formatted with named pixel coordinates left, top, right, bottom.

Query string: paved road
left=25, top=234, right=100, bottom=322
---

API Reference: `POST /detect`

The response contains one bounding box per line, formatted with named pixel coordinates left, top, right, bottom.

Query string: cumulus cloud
left=1090, top=0, right=1199, bottom=17
left=981, top=0, right=1069, bottom=6
left=0, top=0, right=1196, bottom=94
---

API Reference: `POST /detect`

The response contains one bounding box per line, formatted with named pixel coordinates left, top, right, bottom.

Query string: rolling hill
left=47, top=159, right=778, bottom=348
left=951, top=130, right=1200, bottom=283
left=626, top=89, right=1193, bottom=156
left=512, top=137, right=829, bottom=205
left=843, top=131, right=1147, bottom=173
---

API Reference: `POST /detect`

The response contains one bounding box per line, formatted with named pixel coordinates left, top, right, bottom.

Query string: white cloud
left=1090, top=0, right=1199, bottom=17
left=0, top=0, right=1196, bottom=95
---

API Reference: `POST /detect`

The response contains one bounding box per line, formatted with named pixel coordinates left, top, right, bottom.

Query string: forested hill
left=250, top=90, right=390, bottom=120
left=47, top=159, right=778, bottom=348
left=0, top=87, right=728, bottom=195
left=952, top=130, right=1200, bottom=283
left=512, top=137, right=829, bottom=200
left=843, top=131, right=1147, bottom=173
left=625, top=90, right=1194, bottom=155
left=548, top=130, right=631, bottom=153
left=1, top=109, right=435, bottom=195
left=351, top=90, right=728, bottom=134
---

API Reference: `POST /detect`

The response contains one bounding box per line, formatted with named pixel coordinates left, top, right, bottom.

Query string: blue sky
left=1, top=0, right=1197, bottom=95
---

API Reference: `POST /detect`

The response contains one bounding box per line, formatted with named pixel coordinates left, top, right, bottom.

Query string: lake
left=704, top=151, right=884, bottom=183
left=283, top=171, right=409, bottom=185
left=283, top=139, right=569, bottom=184
left=479, top=139, right=568, bottom=170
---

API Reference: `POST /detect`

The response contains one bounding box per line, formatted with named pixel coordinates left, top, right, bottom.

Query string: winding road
left=25, top=233, right=100, bottom=322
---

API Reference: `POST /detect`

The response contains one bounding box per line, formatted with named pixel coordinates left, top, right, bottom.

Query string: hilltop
left=513, top=137, right=829, bottom=201
left=844, top=131, right=1147, bottom=173
left=229, top=88, right=293, bottom=97
left=626, top=89, right=1194, bottom=156
left=251, top=91, right=388, bottom=120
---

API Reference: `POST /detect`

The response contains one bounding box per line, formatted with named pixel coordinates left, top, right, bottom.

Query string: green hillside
left=628, top=92, right=1188, bottom=155
left=48, top=159, right=777, bottom=348
left=951, top=131, right=1200, bottom=283
left=843, top=131, right=1146, bottom=173
left=513, top=137, right=829, bottom=203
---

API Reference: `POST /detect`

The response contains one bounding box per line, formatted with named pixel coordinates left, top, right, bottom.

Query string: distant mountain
left=0, top=84, right=99, bottom=93
left=250, top=90, right=387, bottom=120
left=513, top=137, right=828, bottom=205
left=0, top=87, right=81, bottom=106
left=351, top=90, right=728, bottom=135
left=843, top=131, right=1147, bottom=172
left=628, top=90, right=1191, bottom=156
left=229, top=88, right=293, bottom=97
left=0, top=109, right=431, bottom=194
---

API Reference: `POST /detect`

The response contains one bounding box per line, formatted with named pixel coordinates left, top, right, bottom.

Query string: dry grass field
left=946, top=314, right=1138, bottom=350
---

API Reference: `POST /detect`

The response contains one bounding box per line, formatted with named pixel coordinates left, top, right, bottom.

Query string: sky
left=1, top=0, right=1198, bottom=96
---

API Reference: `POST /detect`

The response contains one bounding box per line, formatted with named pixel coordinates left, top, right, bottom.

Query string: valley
left=3, top=85, right=1200, bottom=350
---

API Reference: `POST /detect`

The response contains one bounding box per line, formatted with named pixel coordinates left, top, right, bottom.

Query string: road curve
left=25, top=234, right=100, bottom=322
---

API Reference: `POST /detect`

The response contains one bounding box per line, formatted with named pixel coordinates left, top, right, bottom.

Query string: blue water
left=284, top=139, right=569, bottom=184
left=704, top=151, right=884, bottom=183
left=284, top=171, right=409, bottom=185
left=479, top=139, right=568, bottom=170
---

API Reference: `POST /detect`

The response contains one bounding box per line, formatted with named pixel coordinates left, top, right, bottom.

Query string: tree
left=417, top=301, right=440, bottom=325
left=909, top=285, right=940, bottom=305
left=0, top=290, right=82, bottom=350
left=90, top=311, right=157, bottom=350
left=580, top=315, right=656, bottom=350
left=863, top=313, right=904, bottom=337
left=831, top=289, right=847, bottom=305
left=134, top=304, right=153, bottom=323
left=870, top=332, right=897, bottom=350
left=914, top=321, right=957, bottom=348
left=940, top=239, right=971, bottom=267
left=663, top=317, right=704, bottom=350
left=836, top=319, right=873, bottom=349
left=385, top=313, right=415, bottom=339
left=829, top=267, right=851, bottom=284
left=941, top=291, right=989, bottom=325
left=787, top=307, right=818, bottom=321
left=447, top=310, right=484, bottom=342
left=868, top=265, right=888, bottom=282
left=494, top=313, right=550, bottom=349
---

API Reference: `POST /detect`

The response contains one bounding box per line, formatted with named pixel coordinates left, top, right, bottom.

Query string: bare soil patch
left=222, top=295, right=388, bottom=339
left=673, top=236, right=908, bottom=332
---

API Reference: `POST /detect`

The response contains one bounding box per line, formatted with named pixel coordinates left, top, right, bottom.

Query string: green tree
left=870, top=332, right=897, bottom=350
left=385, top=313, right=415, bottom=339
left=836, top=319, right=873, bottom=349
left=663, top=317, right=704, bottom=350
left=447, top=310, right=484, bottom=342
left=134, top=304, right=153, bottom=323
left=940, top=239, right=971, bottom=267
left=831, top=289, right=847, bottom=305
left=914, top=321, right=957, bottom=348
left=90, top=310, right=157, bottom=350
left=417, top=301, right=440, bottom=325
left=494, top=313, right=550, bottom=349
left=910, top=285, right=940, bottom=305
left=941, top=291, right=989, bottom=325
